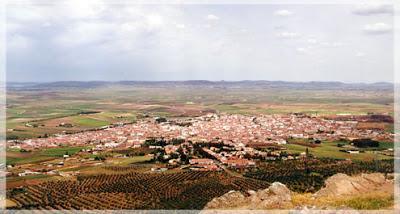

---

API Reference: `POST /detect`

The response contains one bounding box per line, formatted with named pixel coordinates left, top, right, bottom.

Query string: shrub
left=351, top=139, right=379, bottom=148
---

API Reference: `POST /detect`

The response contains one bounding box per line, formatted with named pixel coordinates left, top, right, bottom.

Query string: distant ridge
left=7, top=80, right=394, bottom=91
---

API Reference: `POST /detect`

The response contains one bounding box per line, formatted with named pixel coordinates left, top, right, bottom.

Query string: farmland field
left=7, top=171, right=271, bottom=210
left=6, top=146, right=87, bottom=165
left=282, top=141, right=394, bottom=161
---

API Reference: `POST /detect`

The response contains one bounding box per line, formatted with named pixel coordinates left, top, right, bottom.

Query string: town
left=9, top=113, right=393, bottom=149
left=6, top=113, right=394, bottom=177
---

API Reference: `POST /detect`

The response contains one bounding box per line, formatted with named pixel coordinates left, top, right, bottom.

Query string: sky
left=6, top=1, right=394, bottom=83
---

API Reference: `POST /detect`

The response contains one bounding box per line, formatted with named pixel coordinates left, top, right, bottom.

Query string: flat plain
left=6, top=82, right=394, bottom=139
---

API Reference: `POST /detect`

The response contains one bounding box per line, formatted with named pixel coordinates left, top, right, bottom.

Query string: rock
left=386, top=173, right=394, bottom=180
left=205, top=190, right=247, bottom=209
left=251, top=182, right=291, bottom=209
left=361, top=173, right=386, bottom=184
left=247, top=190, right=256, bottom=195
left=314, top=173, right=392, bottom=198
left=204, top=182, right=292, bottom=210
left=268, top=182, right=291, bottom=201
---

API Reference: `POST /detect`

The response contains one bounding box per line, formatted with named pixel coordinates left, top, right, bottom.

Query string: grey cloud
left=363, top=23, right=392, bottom=35
left=353, top=4, right=393, bottom=15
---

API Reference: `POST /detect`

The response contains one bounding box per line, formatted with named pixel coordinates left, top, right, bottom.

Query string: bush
left=6, top=135, right=19, bottom=140
left=351, top=139, right=379, bottom=148
left=155, top=117, right=167, bottom=123
left=94, top=156, right=106, bottom=161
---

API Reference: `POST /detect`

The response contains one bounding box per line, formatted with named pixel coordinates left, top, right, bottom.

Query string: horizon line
left=5, top=80, right=395, bottom=85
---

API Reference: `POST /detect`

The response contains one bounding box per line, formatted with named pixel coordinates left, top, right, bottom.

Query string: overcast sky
left=6, top=1, right=394, bottom=83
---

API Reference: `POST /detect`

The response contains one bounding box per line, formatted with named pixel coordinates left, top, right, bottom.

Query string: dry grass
left=291, top=192, right=394, bottom=210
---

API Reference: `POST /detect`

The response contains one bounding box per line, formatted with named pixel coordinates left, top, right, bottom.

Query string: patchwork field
left=6, top=146, right=88, bottom=166
left=6, top=83, right=394, bottom=140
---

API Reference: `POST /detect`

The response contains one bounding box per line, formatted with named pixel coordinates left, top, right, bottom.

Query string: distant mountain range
left=7, top=80, right=394, bottom=91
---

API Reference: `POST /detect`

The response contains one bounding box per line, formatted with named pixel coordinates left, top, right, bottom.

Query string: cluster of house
left=164, top=140, right=300, bottom=171
left=189, top=158, right=220, bottom=171
left=12, top=167, right=78, bottom=177
left=8, top=113, right=393, bottom=151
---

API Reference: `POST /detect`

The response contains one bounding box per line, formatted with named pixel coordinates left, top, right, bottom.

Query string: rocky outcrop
left=205, top=182, right=292, bottom=209
left=314, top=173, right=393, bottom=198
left=204, top=173, right=394, bottom=210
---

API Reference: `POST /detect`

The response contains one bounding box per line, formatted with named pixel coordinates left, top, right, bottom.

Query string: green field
left=6, top=156, right=54, bottom=166
left=109, top=156, right=153, bottom=165
left=283, top=141, right=393, bottom=161
left=71, top=117, right=110, bottom=127
left=39, top=146, right=87, bottom=157
left=6, top=146, right=87, bottom=165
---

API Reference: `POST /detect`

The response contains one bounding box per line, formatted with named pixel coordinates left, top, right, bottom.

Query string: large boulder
left=314, top=173, right=392, bottom=198
left=205, top=190, right=248, bottom=209
left=249, top=182, right=292, bottom=209
left=204, top=182, right=292, bottom=210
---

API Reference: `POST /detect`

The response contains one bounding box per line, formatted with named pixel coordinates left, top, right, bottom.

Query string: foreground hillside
left=7, top=171, right=395, bottom=210
left=204, top=173, right=395, bottom=210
